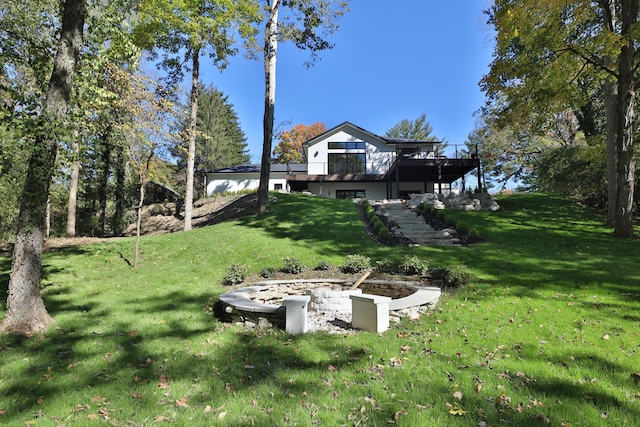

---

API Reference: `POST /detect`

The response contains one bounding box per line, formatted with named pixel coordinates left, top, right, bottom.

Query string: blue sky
left=201, top=0, right=495, bottom=163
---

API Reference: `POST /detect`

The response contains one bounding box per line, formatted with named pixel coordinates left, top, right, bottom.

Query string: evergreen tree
left=192, top=85, right=250, bottom=171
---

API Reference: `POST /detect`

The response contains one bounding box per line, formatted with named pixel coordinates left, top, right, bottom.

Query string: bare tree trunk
left=111, top=142, right=126, bottom=235
left=258, top=0, right=279, bottom=214
left=1, top=0, right=85, bottom=336
left=613, top=0, right=637, bottom=238
left=184, top=48, right=200, bottom=231
left=134, top=184, right=144, bottom=268
left=66, top=130, right=81, bottom=237
left=601, top=0, right=618, bottom=227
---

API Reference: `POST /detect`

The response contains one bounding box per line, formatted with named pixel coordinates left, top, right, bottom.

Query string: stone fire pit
left=214, top=279, right=441, bottom=333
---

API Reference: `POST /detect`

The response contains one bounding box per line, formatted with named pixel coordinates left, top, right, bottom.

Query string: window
left=328, top=153, right=366, bottom=174
left=328, top=141, right=365, bottom=150
left=336, top=190, right=366, bottom=199
left=274, top=183, right=283, bottom=190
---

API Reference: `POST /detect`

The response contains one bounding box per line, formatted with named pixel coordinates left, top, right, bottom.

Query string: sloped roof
left=304, top=121, right=443, bottom=147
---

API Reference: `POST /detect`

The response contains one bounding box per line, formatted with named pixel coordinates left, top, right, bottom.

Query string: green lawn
left=0, top=192, right=639, bottom=426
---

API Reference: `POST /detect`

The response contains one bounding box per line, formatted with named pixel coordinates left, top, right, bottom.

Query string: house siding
left=206, top=172, right=289, bottom=195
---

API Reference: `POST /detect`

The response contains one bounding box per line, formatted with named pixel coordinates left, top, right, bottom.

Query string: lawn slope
left=0, top=192, right=638, bottom=426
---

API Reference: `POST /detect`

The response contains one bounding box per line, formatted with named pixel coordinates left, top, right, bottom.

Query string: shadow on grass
left=237, top=193, right=378, bottom=257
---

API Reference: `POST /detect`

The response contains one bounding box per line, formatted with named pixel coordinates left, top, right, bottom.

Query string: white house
left=205, top=122, right=480, bottom=199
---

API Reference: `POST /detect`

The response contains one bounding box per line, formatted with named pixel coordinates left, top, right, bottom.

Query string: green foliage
left=534, top=143, right=610, bottom=210
left=314, top=260, right=331, bottom=271
left=375, top=259, right=398, bottom=274
left=259, top=266, right=278, bottom=278
left=377, top=226, right=390, bottom=241
left=385, top=113, right=439, bottom=141
left=222, top=264, right=246, bottom=286
left=468, top=227, right=481, bottom=240
left=340, top=254, right=370, bottom=274
left=172, top=84, right=250, bottom=175
left=399, top=255, right=429, bottom=276
left=280, top=257, right=304, bottom=274
left=372, top=218, right=384, bottom=233
left=430, top=264, right=473, bottom=288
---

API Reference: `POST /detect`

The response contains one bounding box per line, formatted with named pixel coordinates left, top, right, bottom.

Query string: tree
left=134, top=0, right=259, bottom=231
left=0, top=0, right=58, bottom=239
left=257, top=0, right=350, bottom=214
left=482, top=0, right=639, bottom=237
left=385, top=113, right=439, bottom=141
left=1, top=0, right=85, bottom=335
left=273, top=122, right=326, bottom=163
left=173, top=84, right=250, bottom=175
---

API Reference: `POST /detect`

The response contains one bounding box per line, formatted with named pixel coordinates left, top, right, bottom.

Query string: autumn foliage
left=272, top=122, right=326, bottom=163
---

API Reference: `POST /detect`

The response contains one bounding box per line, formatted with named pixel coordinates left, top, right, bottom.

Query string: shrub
left=259, top=267, right=278, bottom=278
left=399, top=255, right=429, bottom=276
left=456, top=221, right=469, bottom=234
left=375, top=259, right=398, bottom=274
left=281, top=257, right=304, bottom=274
left=417, top=202, right=426, bottom=211
left=468, top=227, right=481, bottom=239
left=430, top=264, right=473, bottom=288
left=314, top=260, right=331, bottom=271
left=377, top=226, right=390, bottom=241
left=373, top=218, right=384, bottom=233
left=367, top=207, right=377, bottom=220
left=436, top=209, right=446, bottom=220
left=341, top=254, right=371, bottom=274
left=222, top=264, right=246, bottom=286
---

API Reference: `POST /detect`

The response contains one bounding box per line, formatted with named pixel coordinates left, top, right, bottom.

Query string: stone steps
left=373, top=200, right=461, bottom=246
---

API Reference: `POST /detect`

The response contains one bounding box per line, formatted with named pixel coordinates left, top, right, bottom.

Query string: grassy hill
left=0, top=192, right=638, bottom=426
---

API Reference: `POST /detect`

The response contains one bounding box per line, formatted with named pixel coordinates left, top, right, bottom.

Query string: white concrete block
left=283, top=295, right=311, bottom=335
left=350, top=294, right=391, bottom=333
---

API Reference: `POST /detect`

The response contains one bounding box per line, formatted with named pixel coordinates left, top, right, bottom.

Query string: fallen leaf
left=475, top=383, right=483, bottom=393
left=36, top=397, right=44, bottom=405
left=154, top=415, right=171, bottom=422
left=87, top=414, right=99, bottom=420
left=175, top=397, right=189, bottom=408
left=453, top=391, right=463, bottom=400
left=218, top=411, right=227, bottom=419
left=130, top=391, right=144, bottom=399
left=327, top=365, right=336, bottom=372
left=446, top=402, right=467, bottom=416
left=602, top=334, right=610, bottom=340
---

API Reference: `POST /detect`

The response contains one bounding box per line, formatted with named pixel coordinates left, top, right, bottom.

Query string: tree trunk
left=111, top=142, right=126, bottom=236
left=258, top=0, right=279, bottom=214
left=601, top=0, right=618, bottom=227
left=613, top=0, right=637, bottom=238
left=134, top=183, right=144, bottom=268
left=97, top=127, right=112, bottom=237
left=1, top=0, right=85, bottom=336
left=184, top=48, right=200, bottom=231
left=604, top=80, right=618, bottom=226
left=66, top=130, right=81, bottom=237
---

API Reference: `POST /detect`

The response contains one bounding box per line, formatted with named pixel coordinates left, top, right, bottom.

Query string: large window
left=328, top=141, right=365, bottom=150
left=328, top=153, right=366, bottom=174
left=336, top=190, right=366, bottom=199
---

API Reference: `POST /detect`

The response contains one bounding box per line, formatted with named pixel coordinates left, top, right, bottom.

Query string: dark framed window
left=336, top=190, right=366, bottom=199
left=328, top=153, right=366, bottom=174
left=328, top=141, right=365, bottom=150
left=274, top=183, right=283, bottom=190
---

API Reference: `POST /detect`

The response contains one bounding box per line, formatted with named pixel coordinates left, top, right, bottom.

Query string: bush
left=373, top=218, right=384, bottom=233
left=259, top=267, right=278, bottom=278
left=399, top=255, right=429, bottom=276
left=281, top=257, right=304, bottom=274
left=430, top=264, right=473, bottom=288
left=375, top=259, right=398, bottom=274
left=367, top=207, right=377, bottom=220
left=341, top=254, right=371, bottom=274
left=456, top=221, right=469, bottom=234
left=222, top=264, right=246, bottom=286
left=377, top=226, right=390, bottom=241
left=468, top=227, right=481, bottom=239
left=314, top=260, right=331, bottom=271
